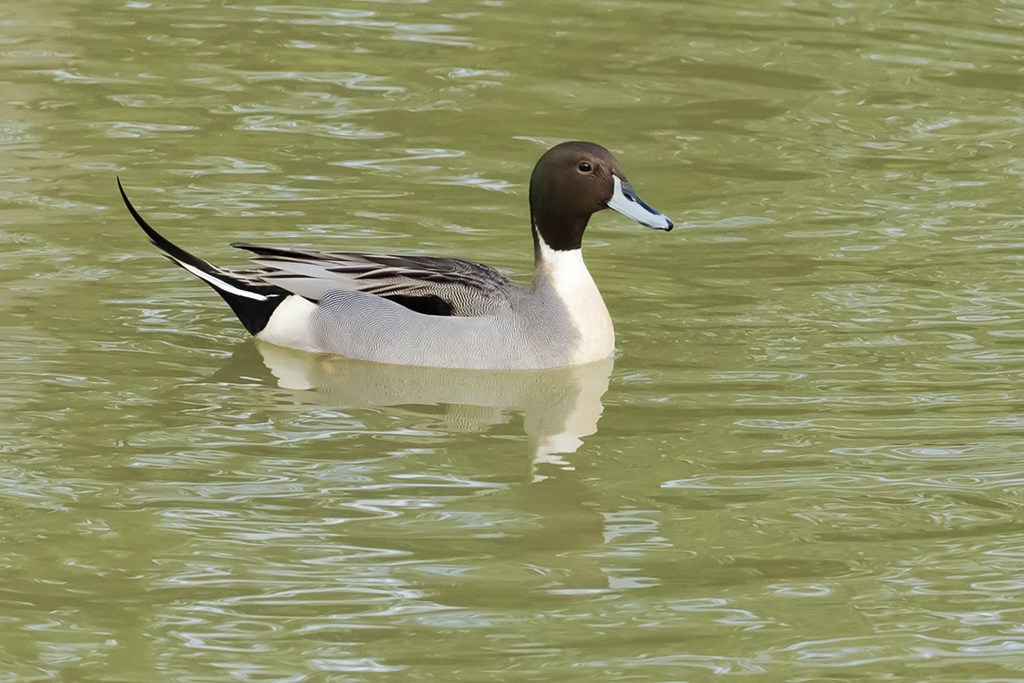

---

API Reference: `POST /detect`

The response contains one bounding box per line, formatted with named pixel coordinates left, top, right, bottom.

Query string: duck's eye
left=577, top=161, right=592, bottom=173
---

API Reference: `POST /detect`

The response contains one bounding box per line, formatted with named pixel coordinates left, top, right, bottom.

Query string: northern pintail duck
left=120, top=141, right=672, bottom=370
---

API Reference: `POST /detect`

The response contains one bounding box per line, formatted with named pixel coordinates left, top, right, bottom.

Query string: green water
left=3, top=0, right=1024, bottom=680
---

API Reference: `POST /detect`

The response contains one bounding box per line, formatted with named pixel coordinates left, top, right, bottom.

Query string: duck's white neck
left=533, top=234, right=614, bottom=364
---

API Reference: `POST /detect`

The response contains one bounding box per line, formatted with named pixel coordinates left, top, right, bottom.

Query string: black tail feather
left=230, top=241, right=342, bottom=262
left=118, top=178, right=290, bottom=336
left=212, top=288, right=289, bottom=337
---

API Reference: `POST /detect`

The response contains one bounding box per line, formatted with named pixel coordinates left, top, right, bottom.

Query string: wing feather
left=231, top=243, right=518, bottom=317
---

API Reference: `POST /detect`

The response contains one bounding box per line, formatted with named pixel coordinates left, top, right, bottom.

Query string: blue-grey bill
left=608, top=176, right=673, bottom=231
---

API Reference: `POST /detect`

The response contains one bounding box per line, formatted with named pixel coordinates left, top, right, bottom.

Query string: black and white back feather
left=231, top=243, right=516, bottom=317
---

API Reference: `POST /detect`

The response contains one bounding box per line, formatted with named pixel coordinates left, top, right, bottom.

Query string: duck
left=119, top=141, right=673, bottom=370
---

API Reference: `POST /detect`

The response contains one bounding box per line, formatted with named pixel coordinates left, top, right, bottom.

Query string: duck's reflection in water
left=255, top=340, right=612, bottom=478
left=220, top=341, right=615, bottom=589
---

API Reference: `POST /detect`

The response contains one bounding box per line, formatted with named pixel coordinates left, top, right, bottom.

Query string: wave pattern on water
left=3, top=0, right=1024, bottom=680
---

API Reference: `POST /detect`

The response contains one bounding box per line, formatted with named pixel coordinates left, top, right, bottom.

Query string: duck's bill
left=608, top=176, right=673, bottom=231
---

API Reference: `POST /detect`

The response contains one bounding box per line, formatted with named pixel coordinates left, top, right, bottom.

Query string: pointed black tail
left=118, top=178, right=290, bottom=336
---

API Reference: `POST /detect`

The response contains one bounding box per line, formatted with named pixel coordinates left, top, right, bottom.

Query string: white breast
left=534, top=237, right=614, bottom=364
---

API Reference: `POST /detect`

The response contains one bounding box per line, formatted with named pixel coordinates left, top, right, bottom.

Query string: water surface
left=3, top=0, right=1024, bottom=680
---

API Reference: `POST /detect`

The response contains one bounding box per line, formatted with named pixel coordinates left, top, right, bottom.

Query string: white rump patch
left=256, top=295, right=320, bottom=352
